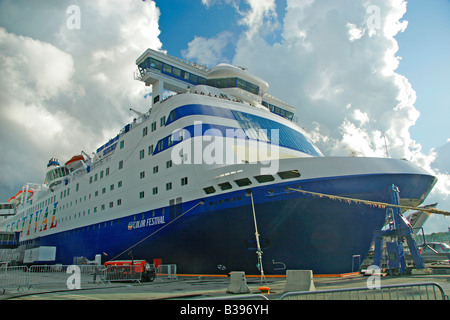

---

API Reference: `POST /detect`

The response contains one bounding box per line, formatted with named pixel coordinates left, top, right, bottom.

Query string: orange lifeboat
left=65, top=155, right=86, bottom=171
left=8, top=189, right=34, bottom=205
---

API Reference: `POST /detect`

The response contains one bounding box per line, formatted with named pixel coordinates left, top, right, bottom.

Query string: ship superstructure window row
left=138, top=57, right=260, bottom=96
left=202, top=170, right=301, bottom=195
left=261, top=101, right=294, bottom=121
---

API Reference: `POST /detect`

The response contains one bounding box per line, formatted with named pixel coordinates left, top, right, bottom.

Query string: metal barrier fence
left=0, top=266, right=30, bottom=292
left=1, top=263, right=176, bottom=293
left=280, top=282, right=448, bottom=300
left=156, top=264, right=177, bottom=280
left=1, top=265, right=109, bottom=293
left=104, top=265, right=142, bottom=283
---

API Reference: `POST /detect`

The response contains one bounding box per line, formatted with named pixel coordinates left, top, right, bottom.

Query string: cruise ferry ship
left=0, top=49, right=437, bottom=275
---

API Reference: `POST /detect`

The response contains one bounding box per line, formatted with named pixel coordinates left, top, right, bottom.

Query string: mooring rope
left=286, top=187, right=450, bottom=216
left=249, top=191, right=268, bottom=285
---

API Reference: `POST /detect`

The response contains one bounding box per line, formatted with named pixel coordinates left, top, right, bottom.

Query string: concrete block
left=226, top=271, right=251, bottom=294
left=284, top=270, right=315, bottom=292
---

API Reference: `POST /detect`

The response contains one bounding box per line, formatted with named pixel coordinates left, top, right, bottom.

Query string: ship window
left=278, top=170, right=301, bottom=180
left=226, top=78, right=236, bottom=87
left=153, top=166, right=159, bottom=174
left=143, top=126, right=148, bottom=136
left=156, top=140, right=163, bottom=152
left=166, top=182, right=172, bottom=191
left=160, top=116, right=166, bottom=127
left=152, top=187, right=158, bottom=195
left=181, top=177, right=188, bottom=186
left=120, top=140, right=124, bottom=149
left=148, top=145, right=154, bottom=155
left=234, top=178, right=252, bottom=187
left=168, top=110, right=176, bottom=122
left=218, top=182, right=233, bottom=191
left=139, top=149, right=145, bottom=159
left=203, top=186, right=216, bottom=194
left=172, top=67, right=181, bottom=77
left=139, top=191, right=145, bottom=199
left=150, top=58, right=162, bottom=70
left=190, top=74, right=198, bottom=83
left=215, top=78, right=226, bottom=88
left=163, top=64, right=172, bottom=73
left=254, top=175, right=275, bottom=183
left=119, top=160, right=123, bottom=169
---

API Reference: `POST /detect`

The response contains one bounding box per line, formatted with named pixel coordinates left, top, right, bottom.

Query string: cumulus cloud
left=238, top=0, right=278, bottom=37
left=0, top=0, right=162, bottom=200
left=188, top=0, right=278, bottom=66
left=182, top=31, right=233, bottom=66
left=230, top=0, right=422, bottom=160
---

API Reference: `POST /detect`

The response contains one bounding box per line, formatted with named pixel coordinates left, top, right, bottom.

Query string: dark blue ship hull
left=35, top=172, right=435, bottom=275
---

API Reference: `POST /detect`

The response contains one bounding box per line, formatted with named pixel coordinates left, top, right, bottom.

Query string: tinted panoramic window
left=234, top=178, right=252, bottom=187
left=278, top=170, right=301, bottom=180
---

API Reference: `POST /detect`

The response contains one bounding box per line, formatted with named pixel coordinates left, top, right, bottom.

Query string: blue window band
left=156, top=104, right=322, bottom=157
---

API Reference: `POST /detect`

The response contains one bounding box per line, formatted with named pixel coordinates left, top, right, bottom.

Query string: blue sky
left=0, top=0, right=448, bottom=233
left=396, top=0, right=450, bottom=152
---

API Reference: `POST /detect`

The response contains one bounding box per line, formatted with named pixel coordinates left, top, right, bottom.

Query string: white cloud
left=230, top=0, right=423, bottom=160
left=0, top=0, right=162, bottom=200
left=0, top=28, right=75, bottom=100
left=347, top=22, right=365, bottom=41
left=422, top=141, right=450, bottom=233
left=200, top=0, right=278, bottom=38
left=182, top=31, right=233, bottom=66
left=239, top=0, right=278, bottom=38
left=351, top=109, right=370, bottom=126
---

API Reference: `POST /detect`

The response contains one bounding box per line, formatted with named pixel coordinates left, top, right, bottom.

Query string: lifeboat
left=8, top=189, right=34, bottom=205
left=7, top=196, right=18, bottom=206
left=65, top=155, right=86, bottom=171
